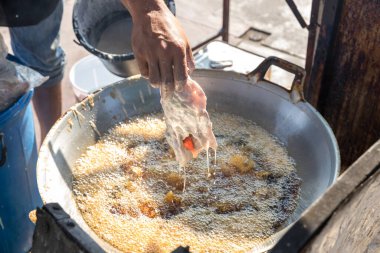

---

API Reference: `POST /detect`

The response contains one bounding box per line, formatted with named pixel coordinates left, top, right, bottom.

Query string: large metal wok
left=37, top=57, right=340, bottom=252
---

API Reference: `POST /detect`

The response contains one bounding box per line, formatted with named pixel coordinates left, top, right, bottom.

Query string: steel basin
left=72, top=0, right=176, bottom=78
left=37, top=57, right=340, bottom=252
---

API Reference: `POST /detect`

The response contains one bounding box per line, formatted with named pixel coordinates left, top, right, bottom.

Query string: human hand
left=122, top=0, right=195, bottom=90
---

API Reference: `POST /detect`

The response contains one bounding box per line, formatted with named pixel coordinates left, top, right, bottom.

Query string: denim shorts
left=9, top=0, right=65, bottom=87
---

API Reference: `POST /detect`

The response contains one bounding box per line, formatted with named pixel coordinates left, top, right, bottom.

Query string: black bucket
left=72, top=0, right=176, bottom=77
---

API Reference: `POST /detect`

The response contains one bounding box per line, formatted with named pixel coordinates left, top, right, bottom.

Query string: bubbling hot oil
left=72, top=112, right=301, bottom=253
left=206, top=148, right=210, bottom=177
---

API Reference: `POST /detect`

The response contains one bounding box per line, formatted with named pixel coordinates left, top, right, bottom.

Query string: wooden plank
left=304, top=0, right=341, bottom=106
left=32, top=203, right=106, bottom=253
left=270, top=140, right=380, bottom=253
left=303, top=169, right=380, bottom=253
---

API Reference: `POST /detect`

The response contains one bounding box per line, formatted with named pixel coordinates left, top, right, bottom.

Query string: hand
left=122, top=0, right=195, bottom=90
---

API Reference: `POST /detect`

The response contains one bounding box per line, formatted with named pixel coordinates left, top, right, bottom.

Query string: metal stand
left=192, top=0, right=230, bottom=51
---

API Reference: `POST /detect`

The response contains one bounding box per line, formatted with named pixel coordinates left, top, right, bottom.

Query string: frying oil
left=72, top=112, right=301, bottom=253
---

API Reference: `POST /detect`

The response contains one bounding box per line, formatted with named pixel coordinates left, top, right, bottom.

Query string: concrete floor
left=0, top=0, right=311, bottom=142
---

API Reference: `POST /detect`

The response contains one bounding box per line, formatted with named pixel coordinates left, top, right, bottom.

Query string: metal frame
left=192, top=0, right=230, bottom=51
left=191, top=0, right=325, bottom=93
left=304, top=0, right=322, bottom=89
left=191, top=0, right=346, bottom=106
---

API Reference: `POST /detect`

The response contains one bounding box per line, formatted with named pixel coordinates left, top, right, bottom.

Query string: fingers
left=186, top=44, right=195, bottom=73
left=136, top=42, right=193, bottom=90
left=135, top=57, right=149, bottom=78
left=148, top=61, right=161, bottom=88
left=173, top=50, right=188, bottom=91
left=159, top=60, right=174, bottom=85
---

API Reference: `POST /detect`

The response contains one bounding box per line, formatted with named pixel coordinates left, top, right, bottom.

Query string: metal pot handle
left=0, top=133, right=6, bottom=166
left=247, top=56, right=306, bottom=103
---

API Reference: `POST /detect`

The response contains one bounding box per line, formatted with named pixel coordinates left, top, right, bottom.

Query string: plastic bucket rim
left=69, top=56, right=91, bottom=96
left=69, top=55, right=124, bottom=96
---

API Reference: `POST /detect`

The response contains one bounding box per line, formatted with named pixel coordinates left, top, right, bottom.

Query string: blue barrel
left=0, top=90, right=42, bottom=252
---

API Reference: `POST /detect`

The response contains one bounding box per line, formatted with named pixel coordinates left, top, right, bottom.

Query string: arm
left=121, top=0, right=194, bottom=90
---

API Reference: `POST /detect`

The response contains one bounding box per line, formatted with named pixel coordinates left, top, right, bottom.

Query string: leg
left=9, top=0, right=65, bottom=142
left=32, top=82, right=62, bottom=140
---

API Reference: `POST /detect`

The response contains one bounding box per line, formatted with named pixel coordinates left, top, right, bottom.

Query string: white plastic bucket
left=69, top=55, right=124, bottom=100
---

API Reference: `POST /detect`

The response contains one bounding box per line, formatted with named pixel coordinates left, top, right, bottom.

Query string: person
left=0, top=0, right=194, bottom=141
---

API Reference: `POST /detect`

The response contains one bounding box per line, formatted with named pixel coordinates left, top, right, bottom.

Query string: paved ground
left=0, top=0, right=311, bottom=142
left=177, top=0, right=310, bottom=61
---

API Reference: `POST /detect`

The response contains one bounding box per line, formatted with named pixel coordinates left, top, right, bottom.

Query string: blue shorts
left=9, top=0, right=65, bottom=87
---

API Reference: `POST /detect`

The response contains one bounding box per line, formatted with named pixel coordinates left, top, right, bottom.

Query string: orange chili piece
left=183, top=135, right=195, bottom=152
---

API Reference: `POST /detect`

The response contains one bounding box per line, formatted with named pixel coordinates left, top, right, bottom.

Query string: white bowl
left=69, top=55, right=124, bottom=100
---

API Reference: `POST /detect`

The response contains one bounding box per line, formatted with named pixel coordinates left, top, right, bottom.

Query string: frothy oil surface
left=73, top=112, right=301, bottom=253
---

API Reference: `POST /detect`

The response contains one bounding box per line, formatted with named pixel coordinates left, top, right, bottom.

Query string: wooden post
left=305, top=0, right=380, bottom=170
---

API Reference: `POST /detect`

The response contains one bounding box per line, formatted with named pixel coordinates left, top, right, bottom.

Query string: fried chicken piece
left=229, top=154, right=255, bottom=173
